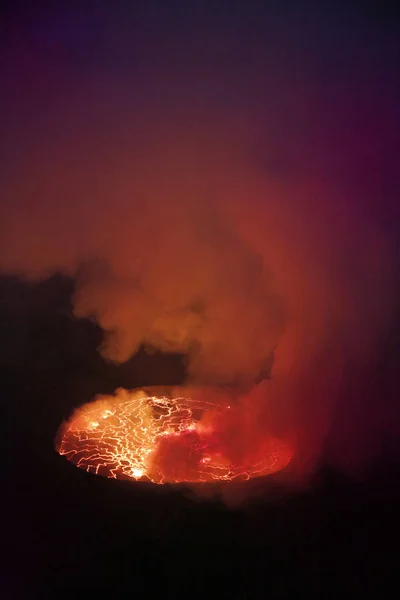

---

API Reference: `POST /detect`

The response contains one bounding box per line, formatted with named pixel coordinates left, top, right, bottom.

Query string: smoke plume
left=1, top=3, right=399, bottom=478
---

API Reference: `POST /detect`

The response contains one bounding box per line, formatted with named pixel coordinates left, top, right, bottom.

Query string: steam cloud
left=1, top=4, right=398, bottom=478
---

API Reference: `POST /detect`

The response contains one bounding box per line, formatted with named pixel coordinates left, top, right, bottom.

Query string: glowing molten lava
left=56, top=388, right=293, bottom=484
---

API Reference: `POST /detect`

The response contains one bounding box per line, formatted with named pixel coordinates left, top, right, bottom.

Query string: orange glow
left=56, top=389, right=293, bottom=484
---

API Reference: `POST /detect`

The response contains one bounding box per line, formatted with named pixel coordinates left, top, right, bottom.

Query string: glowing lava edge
left=57, top=390, right=293, bottom=484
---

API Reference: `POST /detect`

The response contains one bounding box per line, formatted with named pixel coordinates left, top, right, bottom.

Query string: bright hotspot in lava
left=56, top=387, right=293, bottom=484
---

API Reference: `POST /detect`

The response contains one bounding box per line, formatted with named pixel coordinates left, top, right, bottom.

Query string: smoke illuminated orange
left=56, top=388, right=293, bottom=484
